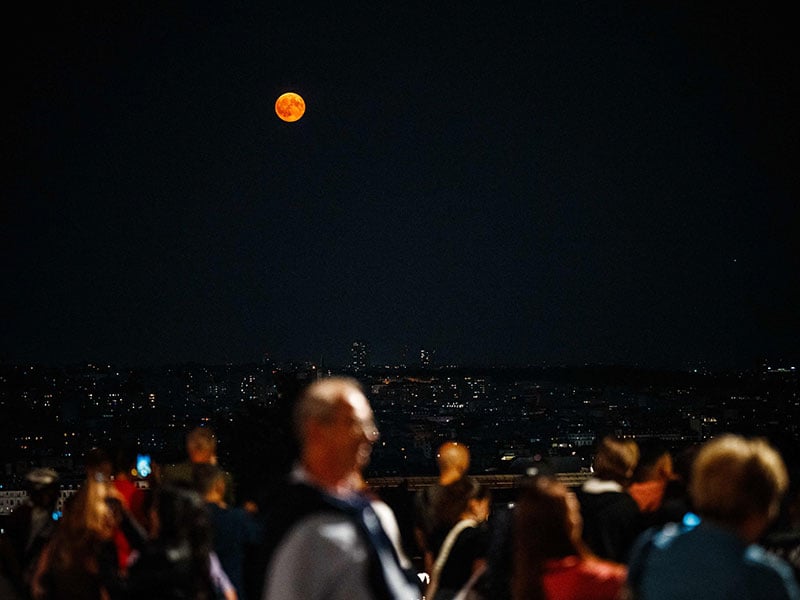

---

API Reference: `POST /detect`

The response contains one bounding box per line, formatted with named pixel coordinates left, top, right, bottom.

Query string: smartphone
left=136, top=454, right=152, bottom=478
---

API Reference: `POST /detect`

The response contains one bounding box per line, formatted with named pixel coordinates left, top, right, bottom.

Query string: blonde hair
left=690, top=434, right=788, bottom=525
left=592, top=436, right=639, bottom=485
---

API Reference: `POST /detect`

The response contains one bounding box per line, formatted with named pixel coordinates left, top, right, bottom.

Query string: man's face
left=325, top=389, right=380, bottom=475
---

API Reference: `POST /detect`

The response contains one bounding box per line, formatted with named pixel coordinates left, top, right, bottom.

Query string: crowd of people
left=1, top=375, right=799, bottom=599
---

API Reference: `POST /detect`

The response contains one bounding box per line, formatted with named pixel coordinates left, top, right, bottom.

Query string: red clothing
left=628, top=480, right=667, bottom=513
left=543, top=555, right=627, bottom=600
left=112, top=479, right=147, bottom=570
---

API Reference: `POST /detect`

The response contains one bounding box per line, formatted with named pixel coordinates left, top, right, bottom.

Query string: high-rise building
left=350, top=340, right=370, bottom=373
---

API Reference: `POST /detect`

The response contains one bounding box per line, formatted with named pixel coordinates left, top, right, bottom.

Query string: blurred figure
left=628, top=440, right=676, bottom=529
left=109, top=445, right=150, bottom=573
left=425, top=477, right=492, bottom=600
left=261, top=376, right=420, bottom=600
left=353, top=472, right=414, bottom=572
left=627, top=434, right=799, bottom=599
left=2, top=468, right=61, bottom=597
left=194, top=463, right=264, bottom=600
left=126, top=483, right=224, bottom=600
left=762, top=471, right=800, bottom=581
left=29, top=475, right=122, bottom=600
left=576, top=436, right=641, bottom=563
left=414, top=441, right=471, bottom=572
left=162, top=426, right=236, bottom=506
left=511, top=475, right=626, bottom=600
left=657, top=442, right=701, bottom=526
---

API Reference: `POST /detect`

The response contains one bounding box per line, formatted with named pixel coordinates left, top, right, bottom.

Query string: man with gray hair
left=262, top=376, right=420, bottom=600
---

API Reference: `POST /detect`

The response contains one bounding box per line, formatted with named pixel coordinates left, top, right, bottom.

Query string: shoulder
left=579, top=556, right=628, bottom=581
left=742, top=545, right=800, bottom=598
left=286, top=512, right=363, bottom=546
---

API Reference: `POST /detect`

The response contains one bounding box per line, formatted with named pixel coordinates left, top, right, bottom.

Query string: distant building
left=420, top=348, right=434, bottom=367
left=350, top=340, right=370, bottom=373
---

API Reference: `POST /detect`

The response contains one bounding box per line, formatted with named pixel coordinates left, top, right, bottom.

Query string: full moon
left=275, top=92, right=306, bottom=122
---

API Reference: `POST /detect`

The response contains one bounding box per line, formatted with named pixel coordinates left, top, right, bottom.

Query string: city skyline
left=5, top=3, right=798, bottom=371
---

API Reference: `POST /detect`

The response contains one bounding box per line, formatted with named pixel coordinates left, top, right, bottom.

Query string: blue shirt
left=628, top=520, right=800, bottom=600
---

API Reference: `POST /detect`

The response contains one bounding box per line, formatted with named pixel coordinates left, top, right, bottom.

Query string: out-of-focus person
left=126, top=482, right=230, bottom=600
left=511, top=475, right=626, bottom=600
left=576, top=436, right=641, bottom=563
left=425, top=477, right=492, bottom=600
left=414, top=441, right=471, bottom=573
left=29, top=475, right=122, bottom=600
left=261, top=376, right=420, bottom=600
left=627, top=434, right=800, bottom=599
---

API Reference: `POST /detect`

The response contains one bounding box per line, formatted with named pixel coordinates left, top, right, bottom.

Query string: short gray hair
left=293, top=376, right=365, bottom=443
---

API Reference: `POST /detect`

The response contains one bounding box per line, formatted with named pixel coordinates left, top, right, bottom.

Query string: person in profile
left=575, top=436, right=641, bottom=563
left=511, top=475, right=627, bottom=600
left=261, top=376, right=420, bottom=600
left=414, top=441, right=472, bottom=572
left=628, top=439, right=677, bottom=529
left=627, top=434, right=800, bottom=599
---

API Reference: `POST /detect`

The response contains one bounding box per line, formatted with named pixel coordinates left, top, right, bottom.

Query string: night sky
left=5, top=3, right=799, bottom=370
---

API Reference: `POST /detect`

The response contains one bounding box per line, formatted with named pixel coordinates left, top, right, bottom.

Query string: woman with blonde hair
left=30, top=476, right=122, bottom=600
left=512, top=475, right=626, bottom=600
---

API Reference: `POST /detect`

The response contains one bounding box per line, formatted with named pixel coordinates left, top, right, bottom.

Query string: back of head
left=633, top=439, right=672, bottom=483
left=192, top=462, right=225, bottom=498
left=186, top=427, right=217, bottom=463
left=436, top=476, right=486, bottom=528
left=154, top=483, right=211, bottom=548
left=689, top=434, right=788, bottom=527
left=437, top=441, right=471, bottom=483
left=512, top=476, right=581, bottom=600
left=25, top=467, right=60, bottom=509
left=515, top=476, right=580, bottom=560
left=592, top=436, right=639, bottom=485
left=84, top=446, right=112, bottom=482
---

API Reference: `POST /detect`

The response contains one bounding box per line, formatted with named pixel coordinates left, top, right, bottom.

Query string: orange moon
left=275, top=92, right=306, bottom=122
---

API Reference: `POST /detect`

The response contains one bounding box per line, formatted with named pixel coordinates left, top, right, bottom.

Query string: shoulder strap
left=426, top=518, right=478, bottom=600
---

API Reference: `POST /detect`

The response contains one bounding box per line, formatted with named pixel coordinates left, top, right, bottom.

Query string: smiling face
left=324, top=388, right=379, bottom=477
left=299, top=378, right=380, bottom=491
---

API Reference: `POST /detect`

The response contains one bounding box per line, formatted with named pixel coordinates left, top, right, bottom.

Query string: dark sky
left=4, top=2, right=799, bottom=369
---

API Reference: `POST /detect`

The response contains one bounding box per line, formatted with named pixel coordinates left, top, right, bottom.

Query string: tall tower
left=350, top=340, right=370, bottom=373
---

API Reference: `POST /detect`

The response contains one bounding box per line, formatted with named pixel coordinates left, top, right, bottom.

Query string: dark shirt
left=576, top=487, right=641, bottom=563
left=207, top=503, right=264, bottom=600
left=436, top=522, right=490, bottom=599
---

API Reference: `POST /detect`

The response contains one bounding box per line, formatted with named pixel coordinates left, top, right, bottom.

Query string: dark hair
left=192, top=462, right=225, bottom=496
left=436, top=476, right=490, bottom=529
left=512, top=476, right=589, bottom=600
left=152, top=483, right=215, bottom=599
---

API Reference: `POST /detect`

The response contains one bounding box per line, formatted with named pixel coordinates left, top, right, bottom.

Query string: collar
left=581, top=477, right=625, bottom=494
left=290, top=463, right=359, bottom=501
